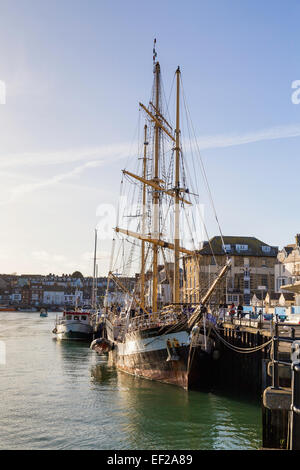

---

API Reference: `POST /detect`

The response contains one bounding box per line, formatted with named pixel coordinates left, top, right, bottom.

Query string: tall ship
left=92, top=44, right=231, bottom=389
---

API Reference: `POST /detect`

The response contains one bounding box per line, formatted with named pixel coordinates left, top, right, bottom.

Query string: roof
left=267, top=293, right=281, bottom=300
left=281, top=292, right=295, bottom=300
left=283, top=245, right=295, bottom=255
left=196, top=236, right=278, bottom=257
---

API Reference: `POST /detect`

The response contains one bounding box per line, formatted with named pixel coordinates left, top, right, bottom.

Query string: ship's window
left=81, top=316, right=86, bottom=321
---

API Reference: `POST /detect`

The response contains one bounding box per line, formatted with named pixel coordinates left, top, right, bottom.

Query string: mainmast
left=173, top=66, right=181, bottom=304
left=152, top=61, right=161, bottom=313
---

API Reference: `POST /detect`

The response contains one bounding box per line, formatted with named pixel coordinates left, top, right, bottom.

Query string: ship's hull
left=54, top=321, right=93, bottom=341
left=105, top=325, right=213, bottom=390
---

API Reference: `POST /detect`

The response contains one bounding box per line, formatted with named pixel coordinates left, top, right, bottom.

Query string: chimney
left=296, top=234, right=300, bottom=247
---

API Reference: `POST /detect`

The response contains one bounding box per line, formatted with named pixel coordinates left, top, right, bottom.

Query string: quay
left=206, top=314, right=300, bottom=450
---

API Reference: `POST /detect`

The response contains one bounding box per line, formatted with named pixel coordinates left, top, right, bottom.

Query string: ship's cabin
left=63, top=311, right=91, bottom=323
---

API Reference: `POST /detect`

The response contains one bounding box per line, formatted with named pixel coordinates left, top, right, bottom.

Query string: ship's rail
left=106, top=306, right=203, bottom=341
left=126, top=311, right=188, bottom=333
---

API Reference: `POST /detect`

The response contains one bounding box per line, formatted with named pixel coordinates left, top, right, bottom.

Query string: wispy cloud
left=0, top=155, right=126, bottom=205
left=2, top=121, right=300, bottom=205
left=195, top=123, right=300, bottom=150
left=0, top=142, right=130, bottom=169
left=1, top=122, right=300, bottom=170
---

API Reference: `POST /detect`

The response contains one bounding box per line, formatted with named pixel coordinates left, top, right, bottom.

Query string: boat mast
left=92, top=228, right=97, bottom=310
left=140, top=124, right=148, bottom=310
left=152, top=61, right=161, bottom=313
left=174, top=66, right=181, bottom=304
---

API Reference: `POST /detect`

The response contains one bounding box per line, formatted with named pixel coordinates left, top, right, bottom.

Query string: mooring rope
left=211, top=325, right=273, bottom=354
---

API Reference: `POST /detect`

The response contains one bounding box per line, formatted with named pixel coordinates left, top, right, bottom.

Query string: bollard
left=291, top=328, right=295, bottom=340
left=289, top=341, right=300, bottom=450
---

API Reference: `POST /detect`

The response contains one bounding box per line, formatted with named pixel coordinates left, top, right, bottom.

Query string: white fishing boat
left=52, top=310, right=93, bottom=341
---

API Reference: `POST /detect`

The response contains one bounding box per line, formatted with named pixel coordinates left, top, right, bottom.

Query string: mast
left=174, top=66, right=181, bottom=304
left=152, top=61, right=161, bottom=313
left=140, top=124, right=148, bottom=310
left=92, top=229, right=97, bottom=310
left=95, top=263, right=98, bottom=309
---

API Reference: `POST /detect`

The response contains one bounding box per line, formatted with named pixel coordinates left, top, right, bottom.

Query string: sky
left=0, top=0, right=300, bottom=276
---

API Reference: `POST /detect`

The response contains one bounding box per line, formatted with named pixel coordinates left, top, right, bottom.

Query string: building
left=43, top=286, right=66, bottom=306
left=183, top=236, right=278, bottom=306
left=275, top=234, right=300, bottom=292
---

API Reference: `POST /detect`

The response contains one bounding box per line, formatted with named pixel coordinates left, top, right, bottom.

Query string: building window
left=244, top=280, right=250, bottom=289
left=262, top=246, right=271, bottom=253
left=236, top=244, right=248, bottom=251
left=224, top=244, right=231, bottom=253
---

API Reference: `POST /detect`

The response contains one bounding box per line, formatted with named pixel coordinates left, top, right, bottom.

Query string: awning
left=280, top=282, right=300, bottom=294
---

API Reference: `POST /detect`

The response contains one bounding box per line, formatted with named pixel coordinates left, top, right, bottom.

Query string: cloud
left=2, top=122, right=300, bottom=171
left=194, top=123, right=300, bottom=150
left=0, top=142, right=130, bottom=170
left=2, top=121, right=300, bottom=205
left=0, top=157, right=124, bottom=205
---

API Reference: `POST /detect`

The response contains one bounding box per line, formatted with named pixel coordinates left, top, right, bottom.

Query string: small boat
left=40, top=309, right=48, bottom=317
left=18, top=307, right=38, bottom=312
left=0, top=306, right=16, bottom=312
left=52, top=310, right=93, bottom=341
left=90, top=337, right=112, bottom=354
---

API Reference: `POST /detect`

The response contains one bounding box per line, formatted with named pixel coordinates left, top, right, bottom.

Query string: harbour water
left=0, top=311, right=261, bottom=450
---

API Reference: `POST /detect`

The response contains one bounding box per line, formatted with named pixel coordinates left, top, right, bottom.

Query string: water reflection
left=103, top=368, right=262, bottom=450
left=90, top=360, right=116, bottom=385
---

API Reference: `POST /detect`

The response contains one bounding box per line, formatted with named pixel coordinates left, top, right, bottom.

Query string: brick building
left=183, top=236, right=278, bottom=306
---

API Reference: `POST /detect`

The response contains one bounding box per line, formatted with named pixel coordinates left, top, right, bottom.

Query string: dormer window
left=262, top=245, right=271, bottom=253
left=236, top=244, right=248, bottom=251
left=224, top=244, right=231, bottom=253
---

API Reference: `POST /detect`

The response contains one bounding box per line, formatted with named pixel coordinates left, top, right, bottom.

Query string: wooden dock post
left=289, top=341, right=300, bottom=449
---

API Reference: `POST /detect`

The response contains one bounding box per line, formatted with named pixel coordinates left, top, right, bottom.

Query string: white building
left=275, top=235, right=300, bottom=292
left=43, top=289, right=65, bottom=305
